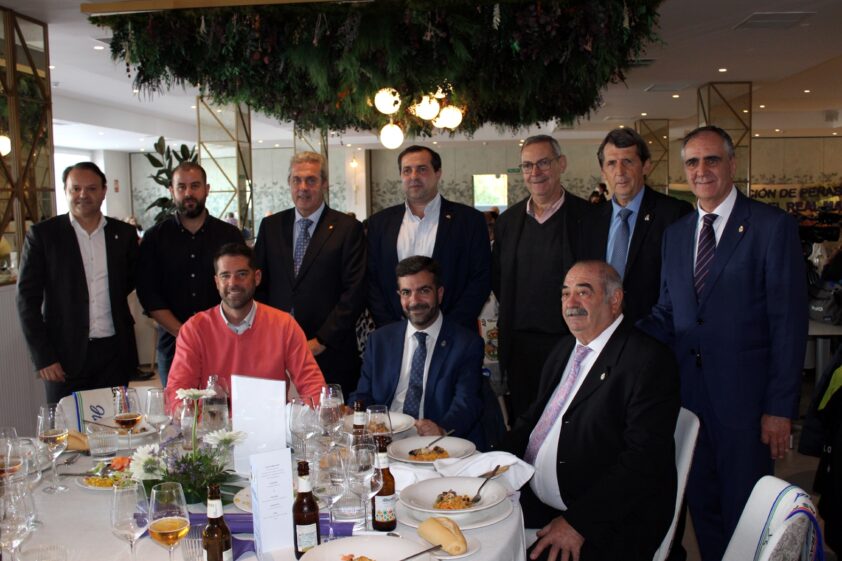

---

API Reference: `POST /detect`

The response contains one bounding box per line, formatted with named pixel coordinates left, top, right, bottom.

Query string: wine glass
left=318, top=385, right=345, bottom=436
left=0, top=480, right=33, bottom=560
left=111, top=479, right=149, bottom=561
left=145, top=389, right=172, bottom=443
left=366, top=405, right=394, bottom=450
left=0, top=427, right=22, bottom=480
left=348, top=443, right=383, bottom=531
left=113, top=387, right=143, bottom=449
left=289, top=397, right=319, bottom=460
left=149, top=482, right=190, bottom=561
left=36, top=405, right=68, bottom=494
left=15, top=439, right=43, bottom=529
left=312, top=447, right=347, bottom=542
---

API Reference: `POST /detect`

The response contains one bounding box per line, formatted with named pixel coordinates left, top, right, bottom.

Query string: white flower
left=129, top=444, right=166, bottom=480
left=203, top=429, right=247, bottom=448
left=175, top=388, right=216, bottom=401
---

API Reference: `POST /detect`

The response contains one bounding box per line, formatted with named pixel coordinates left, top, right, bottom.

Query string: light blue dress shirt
left=605, top=187, right=645, bottom=261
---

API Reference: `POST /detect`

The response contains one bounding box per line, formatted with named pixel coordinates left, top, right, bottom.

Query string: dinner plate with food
left=399, top=477, right=507, bottom=515
left=233, top=486, right=252, bottom=513
left=300, top=535, right=435, bottom=561
left=395, top=499, right=514, bottom=531
left=343, top=411, right=415, bottom=435
left=388, top=436, right=475, bottom=465
left=74, top=457, right=133, bottom=491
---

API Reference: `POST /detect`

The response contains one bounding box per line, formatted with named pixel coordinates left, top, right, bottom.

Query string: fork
left=59, top=453, right=80, bottom=466
left=183, top=525, right=203, bottom=561
left=470, top=464, right=501, bottom=503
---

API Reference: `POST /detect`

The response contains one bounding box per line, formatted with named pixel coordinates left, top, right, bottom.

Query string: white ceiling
left=4, top=0, right=842, bottom=151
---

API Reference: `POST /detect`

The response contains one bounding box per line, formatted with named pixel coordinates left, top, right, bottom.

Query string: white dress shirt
left=219, top=300, right=258, bottom=335
left=293, top=202, right=325, bottom=248
left=397, top=193, right=441, bottom=261
left=529, top=314, right=624, bottom=510
left=693, top=186, right=737, bottom=267
left=391, top=312, right=444, bottom=418
left=69, top=213, right=115, bottom=338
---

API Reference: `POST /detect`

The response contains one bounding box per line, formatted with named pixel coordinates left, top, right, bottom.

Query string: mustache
left=408, top=304, right=430, bottom=312
left=564, top=307, right=588, bottom=317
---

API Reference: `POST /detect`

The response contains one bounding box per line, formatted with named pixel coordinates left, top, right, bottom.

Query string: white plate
left=432, top=537, right=481, bottom=560
left=74, top=474, right=129, bottom=492
left=343, top=412, right=416, bottom=434
left=233, top=487, right=252, bottom=513
left=388, top=437, right=475, bottom=465
left=399, top=477, right=507, bottom=515
left=300, top=535, right=434, bottom=561
left=116, top=423, right=157, bottom=448
left=396, top=499, right=514, bottom=530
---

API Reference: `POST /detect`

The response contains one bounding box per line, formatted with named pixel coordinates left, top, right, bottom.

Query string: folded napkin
left=434, top=451, right=534, bottom=492
left=390, top=462, right=442, bottom=493
left=67, top=429, right=89, bottom=452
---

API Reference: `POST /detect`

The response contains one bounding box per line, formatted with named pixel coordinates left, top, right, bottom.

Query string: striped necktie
left=694, top=213, right=718, bottom=297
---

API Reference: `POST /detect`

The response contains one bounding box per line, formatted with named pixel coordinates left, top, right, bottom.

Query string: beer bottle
left=202, top=483, right=233, bottom=561
left=293, top=460, right=320, bottom=558
left=371, top=440, right=396, bottom=531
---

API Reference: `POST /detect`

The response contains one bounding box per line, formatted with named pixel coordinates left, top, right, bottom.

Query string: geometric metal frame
left=635, top=118, right=670, bottom=194
left=697, top=81, right=752, bottom=194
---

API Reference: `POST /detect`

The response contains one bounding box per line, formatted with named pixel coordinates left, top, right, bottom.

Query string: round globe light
left=412, top=95, right=440, bottom=121
left=374, top=88, right=401, bottom=115
left=379, top=123, right=405, bottom=149
left=0, top=135, right=11, bottom=156
left=435, top=106, right=464, bottom=129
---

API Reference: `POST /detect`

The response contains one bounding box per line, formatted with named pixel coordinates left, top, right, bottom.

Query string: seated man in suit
left=504, top=260, right=680, bottom=561
left=349, top=256, right=484, bottom=446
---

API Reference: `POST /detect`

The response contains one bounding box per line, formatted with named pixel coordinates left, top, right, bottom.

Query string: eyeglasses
left=519, top=157, right=559, bottom=174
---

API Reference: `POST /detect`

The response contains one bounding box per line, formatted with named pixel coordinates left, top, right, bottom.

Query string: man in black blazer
left=578, top=129, right=693, bottom=323
left=366, top=145, right=490, bottom=331
left=504, top=260, right=680, bottom=561
left=254, top=151, right=366, bottom=394
left=17, top=162, right=139, bottom=403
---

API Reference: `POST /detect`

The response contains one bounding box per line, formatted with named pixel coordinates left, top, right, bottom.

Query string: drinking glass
left=348, top=443, right=383, bottom=531
left=113, top=387, right=143, bottom=449
left=318, top=385, right=345, bottom=436
left=289, top=397, right=319, bottom=460
left=149, top=482, right=190, bottom=561
left=0, top=427, right=22, bottom=480
left=145, top=388, right=172, bottom=443
left=312, top=447, right=347, bottom=542
left=111, top=479, right=149, bottom=561
left=0, top=480, right=33, bottom=560
left=36, top=405, right=68, bottom=494
left=366, top=405, right=394, bottom=450
left=18, top=545, right=67, bottom=561
left=174, top=398, right=195, bottom=451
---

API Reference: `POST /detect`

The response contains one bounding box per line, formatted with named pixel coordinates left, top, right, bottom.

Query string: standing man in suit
left=578, top=128, right=693, bottom=323
left=638, top=126, right=808, bottom=560
left=137, top=162, right=243, bottom=387
left=493, top=135, right=590, bottom=419
left=366, top=145, right=490, bottom=331
left=505, top=260, right=680, bottom=561
left=350, top=256, right=485, bottom=446
left=17, top=162, right=139, bottom=403
left=255, top=151, right=366, bottom=395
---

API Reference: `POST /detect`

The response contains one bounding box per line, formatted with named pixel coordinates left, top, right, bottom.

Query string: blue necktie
left=608, top=208, right=633, bottom=279
left=403, top=331, right=428, bottom=418
left=694, top=213, right=718, bottom=297
left=293, top=218, right=312, bottom=276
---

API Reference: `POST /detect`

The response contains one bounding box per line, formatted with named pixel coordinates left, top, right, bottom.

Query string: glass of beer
left=149, top=482, right=190, bottom=561
left=112, top=387, right=143, bottom=449
left=0, top=427, right=23, bottom=480
left=36, top=405, right=69, bottom=494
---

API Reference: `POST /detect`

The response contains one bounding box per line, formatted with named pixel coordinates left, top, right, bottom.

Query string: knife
left=396, top=545, right=442, bottom=561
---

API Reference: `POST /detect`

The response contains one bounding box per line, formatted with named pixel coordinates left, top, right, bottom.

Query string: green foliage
left=143, top=136, right=198, bottom=224
left=92, top=0, right=662, bottom=135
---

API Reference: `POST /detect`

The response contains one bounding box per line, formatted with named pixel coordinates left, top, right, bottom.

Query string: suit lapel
left=423, top=319, right=452, bottom=410
left=698, top=191, right=751, bottom=306
left=280, top=211, right=296, bottom=286
left=63, top=215, right=88, bottom=297
left=677, top=212, right=699, bottom=308
left=566, top=322, right=629, bottom=412
left=431, top=198, right=454, bottom=260
left=384, top=321, right=409, bottom=403
left=624, top=187, right=656, bottom=274
left=295, top=207, right=335, bottom=285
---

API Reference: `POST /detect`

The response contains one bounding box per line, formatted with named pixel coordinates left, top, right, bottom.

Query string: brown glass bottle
left=371, top=440, right=396, bottom=531
left=293, top=460, right=321, bottom=558
left=203, top=483, right=233, bottom=561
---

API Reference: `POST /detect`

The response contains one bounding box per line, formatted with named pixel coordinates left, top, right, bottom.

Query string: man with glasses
left=492, top=135, right=590, bottom=418
left=366, top=145, right=490, bottom=331
left=350, top=256, right=485, bottom=445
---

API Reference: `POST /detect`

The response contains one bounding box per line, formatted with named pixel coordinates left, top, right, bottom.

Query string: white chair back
left=57, top=386, right=151, bottom=431
left=722, top=475, right=824, bottom=561
left=652, top=407, right=700, bottom=561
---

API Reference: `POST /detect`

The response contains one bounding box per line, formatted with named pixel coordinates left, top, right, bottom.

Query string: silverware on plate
left=396, top=544, right=442, bottom=561
left=470, top=464, right=501, bottom=503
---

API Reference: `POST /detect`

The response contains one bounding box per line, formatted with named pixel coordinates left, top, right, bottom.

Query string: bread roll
left=67, top=429, right=89, bottom=452
left=417, top=517, right=467, bottom=555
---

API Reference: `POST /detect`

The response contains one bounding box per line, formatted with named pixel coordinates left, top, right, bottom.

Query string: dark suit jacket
left=254, top=206, right=366, bottom=391
left=637, top=190, right=808, bottom=428
left=504, top=320, right=680, bottom=561
left=366, top=197, right=490, bottom=331
left=577, top=187, right=693, bottom=323
left=348, top=317, right=485, bottom=446
left=492, top=192, right=590, bottom=370
left=16, top=214, right=139, bottom=377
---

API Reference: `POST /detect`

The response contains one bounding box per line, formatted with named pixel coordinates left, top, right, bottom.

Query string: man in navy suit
left=638, top=126, right=808, bottom=560
left=366, top=145, right=490, bottom=331
left=350, top=256, right=484, bottom=445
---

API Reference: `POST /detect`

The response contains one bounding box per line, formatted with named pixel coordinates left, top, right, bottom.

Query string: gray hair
left=680, top=125, right=736, bottom=161
left=288, top=151, right=328, bottom=183
left=521, top=135, right=563, bottom=158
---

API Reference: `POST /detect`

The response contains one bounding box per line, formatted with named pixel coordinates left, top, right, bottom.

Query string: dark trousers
left=506, top=330, right=562, bottom=420
left=44, top=336, right=131, bottom=403
left=156, top=326, right=176, bottom=388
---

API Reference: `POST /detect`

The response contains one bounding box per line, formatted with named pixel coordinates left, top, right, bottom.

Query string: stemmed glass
left=0, top=480, right=33, bottom=561
left=366, top=405, right=394, bottom=450
left=318, top=385, right=345, bottom=436
left=311, top=447, right=347, bottom=542
left=111, top=479, right=149, bottom=561
left=113, top=387, right=143, bottom=449
left=16, top=439, right=43, bottom=529
left=289, top=397, right=319, bottom=460
left=145, top=389, right=172, bottom=443
left=149, top=482, right=190, bottom=561
left=0, top=427, right=22, bottom=479
left=348, top=443, right=384, bottom=531
left=36, top=405, right=69, bottom=494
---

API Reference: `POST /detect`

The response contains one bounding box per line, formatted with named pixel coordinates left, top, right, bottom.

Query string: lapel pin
left=738, top=225, right=744, bottom=233
left=599, top=372, right=606, bottom=380
left=329, top=224, right=334, bottom=230
left=440, top=340, right=447, bottom=347
left=114, top=234, right=119, bottom=239
left=445, top=214, right=452, bottom=220
left=644, top=214, right=650, bottom=222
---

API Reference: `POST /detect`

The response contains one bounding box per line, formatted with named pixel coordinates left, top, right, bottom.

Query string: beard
left=177, top=196, right=206, bottom=218
left=403, top=302, right=439, bottom=329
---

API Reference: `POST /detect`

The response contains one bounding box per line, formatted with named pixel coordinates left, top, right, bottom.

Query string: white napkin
left=433, top=451, right=534, bottom=492
left=390, top=462, right=442, bottom=493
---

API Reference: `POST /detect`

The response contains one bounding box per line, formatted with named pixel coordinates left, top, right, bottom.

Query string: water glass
left=0, top=480, right=33, bottom=560
left=86, top=424, right=119, bottom=458
left=111, top=480, right=149, bottom=561
left=348, top=443, right=383, bottom=531
left=145, top=388, right=172, bottom=443
left=318, top=385, right=345, bottom=436
left=0, top=427, right=22, bottom=479
left=289, top=397, right=319, bottom=459
left=19, top=545, right=68, bottom=561
left=312, top=447, right=347, bottom=541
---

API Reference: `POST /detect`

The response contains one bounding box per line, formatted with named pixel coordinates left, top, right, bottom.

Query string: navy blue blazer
left=366, top=197, right=491, bottom=331
left=637, top=190, right=808, bottom=428
left=348, top=316, right=485, bottom=446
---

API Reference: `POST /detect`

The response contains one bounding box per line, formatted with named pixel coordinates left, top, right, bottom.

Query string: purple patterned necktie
left=293, top=218, right=312, bottom=276
left=524, top=344, right=592, bottom=464
left=694, top=213, right=718, bottom=297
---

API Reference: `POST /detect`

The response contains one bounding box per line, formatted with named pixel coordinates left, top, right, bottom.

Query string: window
left=473, top=174, right=507, bottom=211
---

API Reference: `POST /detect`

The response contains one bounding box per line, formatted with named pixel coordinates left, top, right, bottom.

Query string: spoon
left=470, top=464, right=501, bottom=503
left=409, top=429, right=455, bottom=456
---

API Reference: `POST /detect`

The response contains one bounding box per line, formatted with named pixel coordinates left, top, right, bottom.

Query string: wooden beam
left=81, top=0, right=344, bottom=16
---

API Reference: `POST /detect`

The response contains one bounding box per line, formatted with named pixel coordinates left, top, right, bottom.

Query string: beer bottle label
left=374, top=494, right=396, bottom=522
left=295, top=523, right=319, bottom=552
left=204, top=550, right=233, bottom=561
left=207, top=499, right=224, bottom=519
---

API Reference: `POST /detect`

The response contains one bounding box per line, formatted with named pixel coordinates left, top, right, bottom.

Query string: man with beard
left=165, top=243, right=325, bottom=406
left=137, top=162, right=243, bottom=386
left=349, top=256, right=485, bottom=445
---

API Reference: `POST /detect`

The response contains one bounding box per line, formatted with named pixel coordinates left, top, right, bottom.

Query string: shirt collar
left=69, top=212, right=106, bottom=235
left=696, top=185, right=737, bottom=222
left=295, top=202, right=326, bottom=226
left=404, top=193, right=442, bottom=221
left=174, top=210, right=209, bottom=232
left=611, top=186, right=645, bottom=217
left=404, top=310, right=444, bottom=343
left=576, top=314, right=623, bottom=356
left=526, top=189, right=566, bottom=218
left=219, top=300, right=258, bottom=335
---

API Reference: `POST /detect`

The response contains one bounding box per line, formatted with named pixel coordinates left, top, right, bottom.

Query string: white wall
left=96, top=150, right=134, bottom=220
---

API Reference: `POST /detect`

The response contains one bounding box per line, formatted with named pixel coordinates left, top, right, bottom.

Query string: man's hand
left=761, top=414, right=791, bottom=460
left=414, top=419, right=445, bottom=436
left=38, top=362, right=65, bottom=382
left=530, top=516, right=584, bottom=561
left=307, top=338, right=326, bottom=356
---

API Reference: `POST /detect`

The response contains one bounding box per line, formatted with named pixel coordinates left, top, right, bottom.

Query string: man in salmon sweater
left=165, top=243, right=326, bottom=406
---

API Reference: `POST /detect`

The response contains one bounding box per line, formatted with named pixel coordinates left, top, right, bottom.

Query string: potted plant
left=144, top=136, right=198, bottom=224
